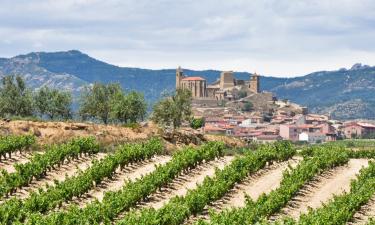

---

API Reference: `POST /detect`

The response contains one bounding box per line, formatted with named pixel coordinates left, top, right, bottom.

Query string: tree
left=79, top=83, right=122, bottom=124
left=238, top=90, right=247, bottom=98
left=152, top=88, right=192, bottom=129
left=0, top=75, right=33, bottom=117
left=242, top=101, right=253, bottom=112
left=190, top=118, right=205, bottom=129
left=34, top=86, right=72, bottom=120
left=110, top=91, right=147, bottom=124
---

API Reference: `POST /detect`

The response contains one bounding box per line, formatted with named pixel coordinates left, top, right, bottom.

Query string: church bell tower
left=249, top=72, right=260, bottom=93
left=176, top=66, right=184, bottom=89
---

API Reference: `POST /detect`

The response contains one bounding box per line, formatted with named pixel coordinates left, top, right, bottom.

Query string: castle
left=176, top=66, right=260, bottom=101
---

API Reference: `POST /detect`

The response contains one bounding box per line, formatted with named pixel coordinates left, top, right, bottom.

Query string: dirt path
left=214, top=157, right=301, bottom=209
left=185, top=157, right=302, bottom=224
left=271, top=158, right=369, bottom=220
left=3, top=153, right=107, bottom=201
left=138, top=156, right=234, bottom=210
left=348, top=194, right=375, bottom=225
left=0, top=151, right=36, bottom=173
left=72, top=155, right=172, bottom=207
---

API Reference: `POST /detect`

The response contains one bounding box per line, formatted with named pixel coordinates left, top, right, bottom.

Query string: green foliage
left=242, top=101, right=253, bottom=112
left=190, top=118, right=205, bottom=129
left=292, top=162, right=375, bottom=225
left=0, top=134, right=35, bottom=160
left=0, top=137, right=98, bottom=201
left=204, top=145, right=350, bottom=225
left=30, top=142, right=225, bottom=224
left=110, top=90, right=147, bottom=124
left=79, top=83, right=147, bottom=124
left=118, top=141, right=296, bottom=225
left=0, top=138, right=163, bottom=224
left=79, top=83, right=122, bottom=124
left=34, top=86, right=72, bottom=120
left=238, top=90, right=247, bottom=98
left=0, top=75, right=33, bottom=117
left=152, top=88, right=192, bottom=129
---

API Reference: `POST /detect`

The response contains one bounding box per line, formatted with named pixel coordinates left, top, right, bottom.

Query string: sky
left=1, top=0, right=375, bottom=77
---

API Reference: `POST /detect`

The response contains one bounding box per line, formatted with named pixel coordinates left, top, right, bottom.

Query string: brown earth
left=140, top=156, right=234, bottom=210
left=0, top=120, right=245, bottom=150
left=186, top=157, right=302, bottom=224
left=73, top=155, right=172, bottom=208
left=0, top=120, right=154, bottom=146
left=348, top=195, right=375, bottom=225
left=0, top=153, right=106, bottom=202
left=271, top=158, right=369, bottom=220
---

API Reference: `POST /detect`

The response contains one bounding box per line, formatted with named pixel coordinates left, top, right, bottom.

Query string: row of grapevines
left=302, top=143, right=375, bottom=159
left=117, top=141, right=296, bottom=225
left=0, top=137, right=99, bottom=199
left=0, top=134, right=35, bottom=160
left=201, top=144, right=350, bottom=225
left=0, top=138, right=163, bottom=224
left=24, top=141, right=226, bottom=224
left=276, top=161, right=375, bottom=225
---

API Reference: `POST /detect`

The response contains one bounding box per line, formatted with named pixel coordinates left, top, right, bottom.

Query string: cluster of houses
left=203, top=112, right=375, bottom=143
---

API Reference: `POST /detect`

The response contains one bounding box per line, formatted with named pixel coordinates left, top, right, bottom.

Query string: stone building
left=176, top=66, right=207, bottom=98
left=249, top=72, right=260, bottom=93
left=175, top=67, right=260, bottom=100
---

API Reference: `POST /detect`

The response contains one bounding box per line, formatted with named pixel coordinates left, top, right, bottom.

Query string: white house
left=299, top=132, right=326, bottom=143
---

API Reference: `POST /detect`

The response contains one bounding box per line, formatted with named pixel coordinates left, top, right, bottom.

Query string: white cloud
left=0, top=0, right=375, bottom=76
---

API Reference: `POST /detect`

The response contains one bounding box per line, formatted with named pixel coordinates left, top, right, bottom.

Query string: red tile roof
left=182, top=76, right=205, bottom=81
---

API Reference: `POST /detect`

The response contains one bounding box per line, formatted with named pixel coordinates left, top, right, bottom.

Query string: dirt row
left=0, top=153, right=107, bottom=203
left=139, top=156, right=235, bottom=210
left=348, top=195, right=375, bottom=225
left=270, top=158, right=369, bottom=221
left=113, top=156, right=235, bottom=222
left=0, top=151, right=37, bottom=173
left=72, top=155, right=172, bottom=208
left=185, top=157, right=302, bottom=224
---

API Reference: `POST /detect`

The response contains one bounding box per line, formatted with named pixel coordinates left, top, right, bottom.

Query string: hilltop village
left=176, top=67, right=375, bottom=143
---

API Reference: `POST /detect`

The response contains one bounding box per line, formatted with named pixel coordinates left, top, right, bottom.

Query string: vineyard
left=0, top=134, right=373, bottom=225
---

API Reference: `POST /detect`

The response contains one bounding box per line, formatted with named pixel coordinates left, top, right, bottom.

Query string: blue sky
left=1, top=0, right=375, bottom=76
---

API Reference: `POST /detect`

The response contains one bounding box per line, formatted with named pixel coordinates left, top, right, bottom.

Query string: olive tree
left=0, top=75, right=33, bottom=117
left=152, top=88, right=192, bottom=129
left=79, top=83, right=122, bottom=124
left=34, top=86, right=72, bottom=120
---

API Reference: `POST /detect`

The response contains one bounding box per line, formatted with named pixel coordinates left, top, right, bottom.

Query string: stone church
left=175, top=66, right=260, bottom=101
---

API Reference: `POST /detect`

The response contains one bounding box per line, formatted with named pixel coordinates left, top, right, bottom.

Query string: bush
left=190, top=118, right=205, bottom=129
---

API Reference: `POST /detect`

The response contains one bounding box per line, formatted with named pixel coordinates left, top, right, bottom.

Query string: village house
left=343, top=122, right=375, bottom=139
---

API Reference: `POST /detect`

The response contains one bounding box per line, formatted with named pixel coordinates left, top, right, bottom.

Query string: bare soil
left=0, top=151, right=35, bottom=173
left=0, top=120, right=154, bottom=146
left=348, top=195, right=375, bottom=225
left=186, top=157, right=302, bottom=224
left=215, top=157, right=301, bottom=209
left=272, top=158, right=369, bottom=220
left=72, top=155, right=172, bottom=207
left=2, top=153, right=106, bottom=201
left=139, top=156, right=234, bottom=210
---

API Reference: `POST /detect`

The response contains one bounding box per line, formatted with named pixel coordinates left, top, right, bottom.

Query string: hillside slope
left=0, top=50, right=374, bottom=119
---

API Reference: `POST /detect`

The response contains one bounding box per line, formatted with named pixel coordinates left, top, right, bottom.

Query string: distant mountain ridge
left=0, top=50, right=374, bottom=120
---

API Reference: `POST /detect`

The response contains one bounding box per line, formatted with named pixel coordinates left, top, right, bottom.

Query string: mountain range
left=0, top=50, right=374, bottom=120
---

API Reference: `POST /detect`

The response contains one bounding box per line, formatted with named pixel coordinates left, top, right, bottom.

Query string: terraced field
left=0, top=134, right=374, bottom=225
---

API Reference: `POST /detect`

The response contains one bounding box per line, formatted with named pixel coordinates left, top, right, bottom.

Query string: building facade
left=176, top=67, right=260, bottom=100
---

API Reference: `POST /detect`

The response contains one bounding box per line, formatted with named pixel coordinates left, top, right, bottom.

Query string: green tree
left=238, top=90, right=247, bottom=98
left=34, top=86, right=72, bottom=120
left=242, top=101, right=253, bottom=112
left=0, top=75, right=33, bottom=117
left=152, top=88, right=192, bottom=129
left=110, top=91, right=147, bottom=124
left=190, top=118, right=205, bottom=129
left=79, top=83, right=122, bottom=124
